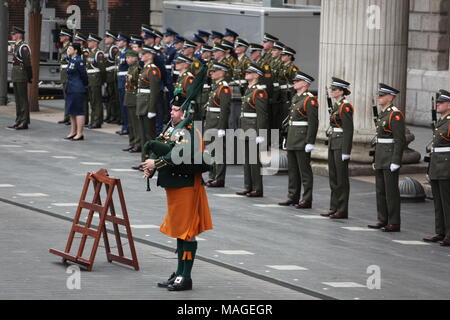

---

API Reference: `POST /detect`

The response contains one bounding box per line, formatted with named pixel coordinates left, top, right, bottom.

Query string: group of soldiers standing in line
left=7, top=23, right=450, bottom=247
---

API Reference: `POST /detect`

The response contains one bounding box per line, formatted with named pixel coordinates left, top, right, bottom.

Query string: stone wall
left=406, top=0, right=450, bottom=126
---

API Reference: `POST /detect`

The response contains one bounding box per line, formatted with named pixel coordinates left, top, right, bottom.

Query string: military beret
left=59, top=28, right=72, bottom=38
left=197, top=30, right=211, bottom=38
left=117, top=33, right=130, bottom=42
left=105, top=30, right=118, bottom=40
left=378, top=83, right=399, bottom=96
left=436, top=90, right=450, bottom=103
left=263, top=33, right=279, bottom=42
left=282, top=46, right=296, bottom=56
left=248, top=43, right=264, bottom=52
left=74, top=32, right=87, bottom=42
left=175, top=54, right=193, bottom=64
left=224, top=28, right=239, bottom=38
left=173, top=94, right=186, bottom=107
left=235, top=38, right=249, bottom=48
left=210, top=62, right=230, bottom=73
left=11, top=26, right=25, bottom=35
left=125, top=50, right=139, bottom=58
left=211, top=30, right=224, bottom=39
left=164, top=28, right=178, bottom=37
left=293, top=71, right=315, bottom=84
left=87, top=33, right=102, bottom=42
left=245, top=64, right=264, bottom=76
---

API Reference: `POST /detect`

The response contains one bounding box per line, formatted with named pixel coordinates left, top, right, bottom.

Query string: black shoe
left=15, top=124, right=29, bottom=130
left=88, top=125, right=101, bottom=129
left=65, top=121, right=71, bottom=126
left=72, top=135, right=84, bottom=141
left=122, top=146, right=133, bottom=152
left=167, top=276, right=192, bottom=291
left=129, top=147, right=141, bottom=153
left=7, top=123, right=18, bottom=129
left=368, top=222, right=387, bottom=229
left=423, top=235, right=445, bottom=243
left=157, top=272, right=177, bottom=288
left=116, top=130, right=129, bottom=135
left=131, top=164, right=143, bottom=171
left=58, top=120, right=69, bottom=124
left=64, top=134, right=76, bottom=140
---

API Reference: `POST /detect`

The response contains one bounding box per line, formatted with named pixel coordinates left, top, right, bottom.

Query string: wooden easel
left=49, top=169, right=139, bottom=271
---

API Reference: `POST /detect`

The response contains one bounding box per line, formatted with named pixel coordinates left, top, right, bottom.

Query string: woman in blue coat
left=65, top=42, right=88, bottom=141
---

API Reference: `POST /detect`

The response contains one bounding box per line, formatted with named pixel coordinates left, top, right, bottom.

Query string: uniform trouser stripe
left=287, top=150, right=313, bottom=202
left=431, top=180, right=450, bottom=237
left=138, top=115, right=156, bottom=162
left=244, top=139, right=263, bottom=193
left=13, top=82, right=30, bottom=125
left=375, top=169, right=401, bottom=225
left=127, top=105, right=140, bottom=147
left=328, top=148, right=350, bottom=213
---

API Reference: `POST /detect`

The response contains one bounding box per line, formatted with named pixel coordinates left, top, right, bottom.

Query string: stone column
left=314, top=0, right=411, bottom=166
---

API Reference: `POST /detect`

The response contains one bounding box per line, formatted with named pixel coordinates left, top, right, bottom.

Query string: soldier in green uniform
left=232, top=38, right=251, bottom=95
left=321, top=77, right=354, bottom=219
left=183, top=40, right=202, bottom=77
left=268, top=41, right=285, bottom=139
left=203, top=62, right=232, bottom=188
left=223, top=28, right=239, bottom=44
left=124, top=50, right=142, bottom=156
left=58, top=28, right=72, bottom=125
left=7, top=27, right=32, bottom=130
left=103, top=31, right=120, bottom=124
left=235, top=64, right=269, bottom=198
left=221, top=40, right=237, bottom=74
left=261, top=33, right=278, bottom=66
left=86, top=34, right=106, bottom=129
left=136, top=45, right=162, bottom=164
left=279, top=47, right=298, bottom=121
left=211, top=30, right=224, bottom=45
left=278, top=71, right=318, bottom=208
left=368, top=83, right=406, bottom=232
left=197, top=45, right=214, bottom=122
left=174, top=54, right=195, bottom=99
left=212, top=43, right=228, bottom=65
left=423, top=90, right=450, bottom=246
left=73, top=32, right=90, bottom=126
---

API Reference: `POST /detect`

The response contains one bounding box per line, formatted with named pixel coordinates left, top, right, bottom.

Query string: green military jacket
left=136, top=62, right=161, bottom=116
left=203, top=79, right=231, bottom=132
left=104, top=44, right=119, bottom=83
left=86, top=47, right=106, bottom=86
left=261, top=50, right=273, bottom=66
left=239, top=82, right=269, bottom=136
left=429, top=114, right=450, bottom=180
left=279, top=61, right=298, bottom=99
left=232, top=54, right=251, bottom=88
left=255, top=57, right=274, bottom=104
left=174, top=70, right=194, bottom=98
left=328, top=98, right=354, bottom=154
left=197, top=59, right=213, bottom=118
left=223, top=55, right=237, bottom=79
left=11, top=40, right=31, bottom=82
left=374, top=105, right=406, bottom=169
left=150, top=123, right=211, bottom=189
left=188, top=57, right=203, bottom=77
left=124, top=62, right=141, bottom=107
left=59, top=42, right=70, bottom=83
left=286, top=91, right=319, bottom=151
left=270, top=57, right=283, bottom=103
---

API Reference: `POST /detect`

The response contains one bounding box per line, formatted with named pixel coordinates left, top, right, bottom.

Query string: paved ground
left=1, top=101, right=449, bottom=300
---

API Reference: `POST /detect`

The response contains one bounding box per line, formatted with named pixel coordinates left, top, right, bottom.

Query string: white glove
left=163, top=86, right=169, bottom=92
left=342, top=154, right=351, bottom=161
left=305, top=144, right=314, bottom=153
left=217, top=129, right=226, bottom=138
left=390, top=163, right=400, bottom=172
left=256, top=136, right=265, bottom=145
left=147, top=112, right=156, bottom=119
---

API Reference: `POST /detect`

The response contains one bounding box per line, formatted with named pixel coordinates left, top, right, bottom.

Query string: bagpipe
left=143, top=64, right=209, bottom=191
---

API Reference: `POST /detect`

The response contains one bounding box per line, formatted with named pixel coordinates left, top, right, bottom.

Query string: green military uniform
left=278, top=58, right=298, bottom=120
left=427, top=90, right=450, bottom=243
left=197, top=59, right=213, bottom=121
left=238, top=69, right=269, bottom=195
left=327, top=95, right=354, bottom=216
left=81, top=48, right=90, bottom=125
left=104, top=41, right=120, bottom=123
left=372, top=84, right=406, bottom=230
left=124, top=57, right=142, bottom=151
left=188, top=57, right=202, bottom=77
left=86, top=41, right=106, bottom=128
left=11, top=34, right=32, bottom=128
left=174, top=70, right=194, bottom=99
left=232, top=53, right=251, bottom=95
left=222, top=55, right=237, bottom=79
left=204, top=76, right=231, bottom=183
left=269, top=55, right=283, bottom=137
left=59, top=40, right=70, bottom=122
left=137, top=58, right=162, bottom=161
left=286, top=88, right=319, bottom=205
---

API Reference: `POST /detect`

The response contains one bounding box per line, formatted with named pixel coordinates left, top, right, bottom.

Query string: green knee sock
left=175, top=238, right=184, bottom=276
left=182, top=241, right=197, bottom=280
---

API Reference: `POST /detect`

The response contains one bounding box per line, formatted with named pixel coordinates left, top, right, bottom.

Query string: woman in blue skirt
left=65, top=42, right=88, bottom=141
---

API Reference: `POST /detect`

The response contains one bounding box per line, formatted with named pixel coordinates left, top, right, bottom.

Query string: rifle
left=369, top=97, right=379, bottom=158
left=324, top=86, right=333, bottom=146
left=425, top=94, right=438, bottom=162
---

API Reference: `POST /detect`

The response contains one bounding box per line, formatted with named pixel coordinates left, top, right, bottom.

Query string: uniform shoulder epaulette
left=447, top=115, right=450, bottom=119
left=391, top=106, right=399, bottom=112
left=306, top=92, right=314, bottom=97
left=256, top=84, right=267, bottom=90
left=151, top=63, right=157, bottom=68
left=342, top=99, right=349, bottom=104
left=221, top=81, right=229, bottom=87
left=187, top=72, right=194, bottom=77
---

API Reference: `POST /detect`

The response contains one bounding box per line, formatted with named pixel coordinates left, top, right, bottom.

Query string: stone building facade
left=150, top=0, right=450, bottom=128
